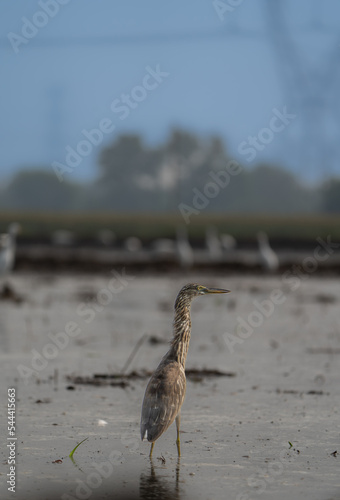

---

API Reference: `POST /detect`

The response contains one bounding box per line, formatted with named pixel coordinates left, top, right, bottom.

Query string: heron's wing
left=140, top=360, right=186, bottom=442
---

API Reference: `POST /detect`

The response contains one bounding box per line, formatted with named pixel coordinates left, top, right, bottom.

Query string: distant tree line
left=1, top=129, right=339, bottom=214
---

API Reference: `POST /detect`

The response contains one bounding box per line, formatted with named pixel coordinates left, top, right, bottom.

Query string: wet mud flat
left=0, top=271, right=340, bottom=500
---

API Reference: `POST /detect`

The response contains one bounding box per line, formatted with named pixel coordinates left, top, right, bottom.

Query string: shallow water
left=1, top=271, right=340, bottom=499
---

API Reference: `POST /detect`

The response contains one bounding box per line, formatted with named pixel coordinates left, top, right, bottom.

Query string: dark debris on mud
left=0, top=283, right=23, bottom=303
left=66, top=368, right=236, bottom=387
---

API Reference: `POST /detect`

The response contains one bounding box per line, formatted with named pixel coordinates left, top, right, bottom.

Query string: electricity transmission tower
left=264, top=0, right=340, bottom=181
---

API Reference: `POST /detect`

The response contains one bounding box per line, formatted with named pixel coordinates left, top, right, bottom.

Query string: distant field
left=0, top=211, right=340, bottom=242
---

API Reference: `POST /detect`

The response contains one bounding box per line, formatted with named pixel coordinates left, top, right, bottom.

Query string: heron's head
left=175, top=283, right=230, bottom=308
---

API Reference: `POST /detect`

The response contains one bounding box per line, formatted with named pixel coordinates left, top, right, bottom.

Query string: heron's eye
left=197, top=285, right=204, bottom=291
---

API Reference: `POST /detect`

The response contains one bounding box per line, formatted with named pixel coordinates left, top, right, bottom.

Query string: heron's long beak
left=204, top=287, right=230, bottom=294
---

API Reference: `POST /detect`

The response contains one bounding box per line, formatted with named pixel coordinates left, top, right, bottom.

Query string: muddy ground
left=0, top=270, right=339, bottom=500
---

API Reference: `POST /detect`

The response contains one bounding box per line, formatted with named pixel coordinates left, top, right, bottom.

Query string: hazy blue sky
left=1, top=0, right=340, bottom=184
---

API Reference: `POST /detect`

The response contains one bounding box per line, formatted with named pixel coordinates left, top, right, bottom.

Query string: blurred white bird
left=51, top=229, right=76, bottom=246
left=205, top=225, right=223, bottom=260
left=220, top=233, right=236, bottom=251
left=257, top=231, right=279, bottom=273
left=124, top=236, right=142, bottom=252
left=0, top=223, right=21, bottom=287
left=176, top=226, right=194, bottom=269
left=151, top=238, right=176, bottom=256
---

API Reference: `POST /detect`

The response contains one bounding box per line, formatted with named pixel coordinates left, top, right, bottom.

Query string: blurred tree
left=162, top=129, right=207, bottom=209
left=174, top=134, right=248, bottom=213
left=95, top=134, right=162, bottom=210
left=241, top=164, right=317, bottom=213
left=99, top=135, right=146, bottom=182
left=164, top=129, right=201, bottom=159
left=320, top=178, right=340, bottom=213
left=2, top=169, right=80, bottom=211
left=0, top=130, right=329, bottom=214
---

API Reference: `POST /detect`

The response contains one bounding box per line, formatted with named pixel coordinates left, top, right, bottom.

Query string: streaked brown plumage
left=140, top=283, right=230, bottom=457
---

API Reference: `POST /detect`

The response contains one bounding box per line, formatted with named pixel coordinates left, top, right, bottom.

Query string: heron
left=140, top=283, right=230, bottom=458
left=257, top=231, right=279, bottom=273
left=175, top=226, right=194, bottom=269
left=220, top=233, right=236, bottom=251
left=205, top=225, right=223, bottom=260
left=124, top=236, right=142, bottom=252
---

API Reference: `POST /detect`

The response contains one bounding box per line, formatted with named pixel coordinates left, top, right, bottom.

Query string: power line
left=0, top=28, right=263, bottom=50
left=2, top=25, right=340, bottom=50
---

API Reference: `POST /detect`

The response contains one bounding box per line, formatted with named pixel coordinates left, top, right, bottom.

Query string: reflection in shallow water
left=140, top=458, right=181, bottom=500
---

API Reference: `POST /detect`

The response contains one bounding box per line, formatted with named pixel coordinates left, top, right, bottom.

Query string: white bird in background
left=257, top=231, right=279, bottom=273
left=0, top=223, right=21, bottom=287
left=220, top=233, right=237, bottom=251
left=176, top=226, right=194, bottom=269
left=151, top=238, right=176, bottom=256
left=124, top=236, right=142, bottom=252
left=205, top=225, right=223, bottom=260
left=51, top=229, right=76, bottom=246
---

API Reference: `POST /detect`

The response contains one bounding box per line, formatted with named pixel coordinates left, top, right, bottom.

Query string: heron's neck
left=170, top=298, right=192, bottom=368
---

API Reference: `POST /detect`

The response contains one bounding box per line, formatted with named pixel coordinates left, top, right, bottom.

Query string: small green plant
left=69, top=437, right=89, bottom=459
left=288, top=441, right=293, bottom=449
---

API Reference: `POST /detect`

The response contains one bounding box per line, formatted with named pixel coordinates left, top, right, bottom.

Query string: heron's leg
left=175, top=413, right=181, bottom=457
left=149, top=442, right=154, bottom=458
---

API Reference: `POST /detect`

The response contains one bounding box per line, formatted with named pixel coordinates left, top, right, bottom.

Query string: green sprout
left=288, top=441, right=293, bottom=449
left=69, top=437, right=89, bottom=459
